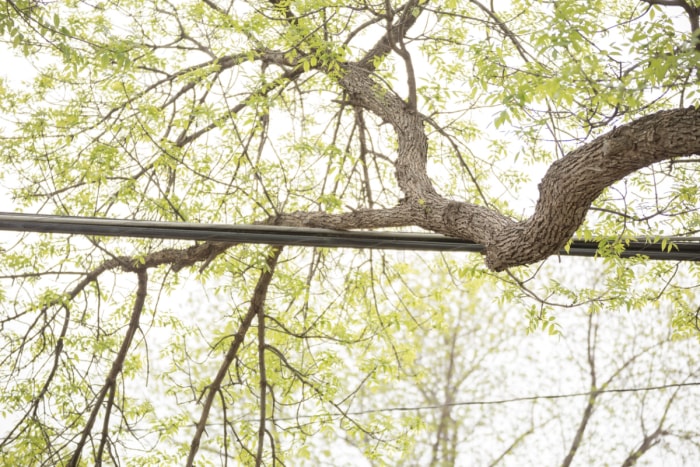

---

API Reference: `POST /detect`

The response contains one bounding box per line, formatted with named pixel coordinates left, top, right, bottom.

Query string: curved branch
left=305, top=76, right=700, bottom=272
left=106, top=107, right=700, bottom=274
left=340, top=65, right=435, bottom=199
left=482, top=107, right=700, bottom=270
left=329, top=3, right=700, bottom=272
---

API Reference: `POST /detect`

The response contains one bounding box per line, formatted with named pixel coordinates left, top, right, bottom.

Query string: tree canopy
left=1, top=0, right=700, bottom=465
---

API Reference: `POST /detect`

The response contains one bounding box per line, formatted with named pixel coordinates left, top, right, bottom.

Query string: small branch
left=641, top=0, right=700, bottom=50
left=201, top=0, right=229, bottom=15
left=255, top=276, right=267, bottom=467
left=68, top=269, right=148, bottom=467
left=621, top=426, right=666, bottom=467
left=265, top=343, right=377, bottom=437
left=0, top=258, right=120, bottom=451
left=469, top=0, right=532, bottom=63
left=423, top=115, right=490, bottom=206
left=185, top=248, right=282, bottom=467
left=95, top=383, right=117, bottom=465
left=385, top=0, right=418, bottom=110
left=560, top=315, right=598, bottom=467
left=355, top=108, right=375, bottom=207
left=358, top=0, right=425, bottom=70
left=642, top=0, right=689, bottom=5
left=621, top=372, right=688, bottom=465
left=489, top=417, right=554, bottom=466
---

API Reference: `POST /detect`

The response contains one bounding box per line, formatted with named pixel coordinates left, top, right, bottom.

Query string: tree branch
left=256, top=275, right=268, bottom=467
left=641, top=0, right=700, bottom=50
left=561, top=315, right=598, bottom=467
left=334, top=4, right=700, bottom=272
left=481, top=107, right=700, bottom=270
left=358, top=0, right=426, bottom=70
left=68, top=269, right=148, bottom=467
left=185, top=248, right=282, bottom=467
left=271, top=204, right=414, bottom=229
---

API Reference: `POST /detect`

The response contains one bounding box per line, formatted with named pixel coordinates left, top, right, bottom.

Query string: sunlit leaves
left=1, top=0, right=700, bottom=465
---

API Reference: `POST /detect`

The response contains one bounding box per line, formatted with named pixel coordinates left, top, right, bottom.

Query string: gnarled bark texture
left=269, top=7, right=700, bottom=272
left=479, top=108, right=700, bottom=270
left=332, top=64, right=700, bottom=271
left=285, top=42, right=700, bottom=271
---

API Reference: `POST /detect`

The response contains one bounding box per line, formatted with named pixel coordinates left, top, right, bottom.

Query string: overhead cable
left=0, top=212, right=699, bottom=261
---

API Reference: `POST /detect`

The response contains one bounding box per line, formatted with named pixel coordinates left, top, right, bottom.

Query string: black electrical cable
left=0, top=212, right=699, bottom=261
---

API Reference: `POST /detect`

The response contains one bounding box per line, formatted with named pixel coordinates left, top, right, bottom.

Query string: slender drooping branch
left=186, top=247, right=282, bottom=467
left=69, top=269, right=148, bottom=467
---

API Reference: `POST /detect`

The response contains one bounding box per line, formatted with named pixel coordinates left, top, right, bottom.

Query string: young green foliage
left=1, top=0, right=700, bottom=464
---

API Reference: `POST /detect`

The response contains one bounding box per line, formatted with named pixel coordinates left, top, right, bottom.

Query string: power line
left=0, top=211, right=699, bottom=261
left=343, top=381, right=700, bottom=415
left=256, top=381, right=700, bottom=422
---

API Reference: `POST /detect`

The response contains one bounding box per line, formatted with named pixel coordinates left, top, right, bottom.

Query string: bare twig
left=255, top=271, right=268, bottom=467
left=561, top=314, right=598, bottom=467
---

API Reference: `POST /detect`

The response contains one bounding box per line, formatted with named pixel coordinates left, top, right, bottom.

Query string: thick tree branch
left=481, top=107, right=700, bottom=270
left=339, top=65, right=435, bottom=199
left=328, top=2, right=700, bottom=272
left=17, top=4, right=700, bottom=282
left=45, top=106, right=700, bottom=276
left=271, top=204, right=414, bottom=229
left=273, top=107, right=700, bottom=273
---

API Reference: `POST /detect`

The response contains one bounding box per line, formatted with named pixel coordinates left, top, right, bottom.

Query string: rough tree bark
left=298, top=65, right=700, bottom=271
left=266, top=6, right=700, bottom=272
